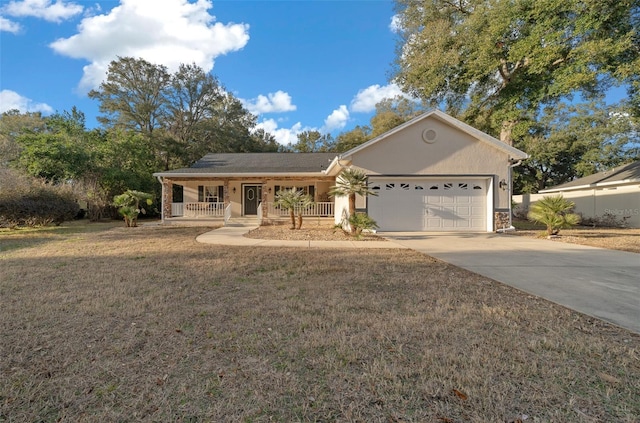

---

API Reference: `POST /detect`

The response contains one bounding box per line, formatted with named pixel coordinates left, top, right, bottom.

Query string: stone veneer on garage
left=494, top=211, right=511, bottom=231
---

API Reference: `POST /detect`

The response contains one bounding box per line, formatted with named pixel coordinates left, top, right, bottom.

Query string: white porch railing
left=266, top=202, right=334, bottom=217
left=171, top=201, right=333, bottom=219
left=172, top=202, right=225, bottom=217
left=171, top=203, right=184, bottom=217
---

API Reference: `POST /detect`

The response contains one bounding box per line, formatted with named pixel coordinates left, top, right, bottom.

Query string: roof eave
left=153, top=171, right=331, bottom=178
left=541, top=178, right=640, bottom=193
left=323, top=156, right=353, bottom=176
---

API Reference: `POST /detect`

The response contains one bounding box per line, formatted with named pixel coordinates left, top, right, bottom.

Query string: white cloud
left=243, top=90, right=297, bottom=114
left=256, top=118, right=313, bottom=146
left=0, top=16, right=21, bottom=33
left=49, top=0, right=250, bottom=92
left=0, top=89, right=54, bottom=114
left=2, top=0, right=83, bottom=23
left=350, top=83, right=411, bottom=113
left=389, top=14, right=401, bottom=33
left=323, top=105, right=349, bottom=132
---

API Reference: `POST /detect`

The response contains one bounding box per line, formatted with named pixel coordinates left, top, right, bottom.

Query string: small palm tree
left=329, top=168, right=378, bottom=234
left=275, top=188, right=314, bottom=230
left=527, top=195, right=581, bottom=236
left=113, top=190, right=154, bottom=227
left=348, top=212, right=379, bottom=237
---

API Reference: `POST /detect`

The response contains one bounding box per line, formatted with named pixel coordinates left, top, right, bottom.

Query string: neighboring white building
left=515, top=161, right=640, bottom=228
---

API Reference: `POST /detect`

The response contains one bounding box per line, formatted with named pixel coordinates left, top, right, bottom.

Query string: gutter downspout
left=156, top=176, right=164, bottom=223
left=497, top=159, right=523, bottom=233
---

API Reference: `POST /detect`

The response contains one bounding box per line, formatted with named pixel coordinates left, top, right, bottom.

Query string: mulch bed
left=244, top=222, right=386, bottom=241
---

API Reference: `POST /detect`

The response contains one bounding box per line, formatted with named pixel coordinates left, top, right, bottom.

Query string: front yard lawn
left=1, top=223, right=638, bottom=422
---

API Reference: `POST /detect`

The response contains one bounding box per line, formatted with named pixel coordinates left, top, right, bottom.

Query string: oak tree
left=392, top=0, right=640, bottom=145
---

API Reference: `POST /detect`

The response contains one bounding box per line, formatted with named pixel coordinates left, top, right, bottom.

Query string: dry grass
left=511, top=222, right=640, bottom=254
left=1, top=222, right=639, bottom=422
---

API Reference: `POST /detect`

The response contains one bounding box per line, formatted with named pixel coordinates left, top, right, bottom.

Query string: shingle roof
left=541, top=161, right=640, bottom=192
left=155, top=153, right=337, bottom=176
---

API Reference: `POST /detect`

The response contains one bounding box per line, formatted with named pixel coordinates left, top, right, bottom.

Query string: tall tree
left=14, top=109, right=91, bottom=182
left=333, top=125, right=371, bottom=153
left=291, top=130, right=335, bottom=152
left=251, top=128, right=279, bottom=153
left=165, top=63, right=224, bottom=163
left=0, top=110, right=46, bottom=167
left=198, top=92, right=274, bottom=154
left=89, top=57, right=170, bottom=135
left=515, top=101, right=639, bottom=192
left=370, top=97, right=423, bottom=138
left=393, top=0, right=640, bottom=145
left=90, top=57, right=278, bottom=168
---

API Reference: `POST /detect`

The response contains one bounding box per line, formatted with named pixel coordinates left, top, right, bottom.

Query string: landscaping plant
left=329, top=168, right=378, bottom=234
left=527, top=194, right=581, bottom=236
left=0, top=169, right=79, bottom=228
left=348, top=212, right=379, bottom=237
left=113, top=190, right=154, bottom=227
left=274, top=188, right=314, bottom=229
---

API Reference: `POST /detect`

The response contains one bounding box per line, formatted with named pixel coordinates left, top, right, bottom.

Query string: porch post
left=162, top=178, right=173, bottom=221
left=262, top=184, right=268, bottom=220
left=223, top=179, right=230, bottom=206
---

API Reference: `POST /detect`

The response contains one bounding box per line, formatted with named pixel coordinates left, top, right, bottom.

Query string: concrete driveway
left=382, top=232, right=640, bottom=334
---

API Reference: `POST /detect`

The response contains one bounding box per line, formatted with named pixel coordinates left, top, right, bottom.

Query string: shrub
left=347, top=212, right=379, bottom=237
left=527, top=195, right=581, bottom=236
left=0, top=169, right=79, bottom=228
left=275, top=188, right=314, bottom=230
left=113, top=190, right=154, bottom=227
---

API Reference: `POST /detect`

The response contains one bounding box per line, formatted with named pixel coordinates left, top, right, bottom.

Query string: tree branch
left=440, top=0, right=469, bottom=14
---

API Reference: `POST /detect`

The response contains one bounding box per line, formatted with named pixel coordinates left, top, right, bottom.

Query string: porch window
left=198, top=185, right=224, bottom=202
left=274, top=185, right=315, bottom=197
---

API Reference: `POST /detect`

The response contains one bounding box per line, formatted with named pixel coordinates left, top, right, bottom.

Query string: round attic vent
left=422, top=128, right=437, bottom=144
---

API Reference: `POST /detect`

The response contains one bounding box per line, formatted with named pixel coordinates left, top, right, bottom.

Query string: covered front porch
left=160, top=176, right=336, bottom=225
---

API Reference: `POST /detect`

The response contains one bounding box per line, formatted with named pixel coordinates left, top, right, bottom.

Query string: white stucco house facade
left=154, top=109, right=528, bottom=232
left=530, top=161, right=640, bottom=228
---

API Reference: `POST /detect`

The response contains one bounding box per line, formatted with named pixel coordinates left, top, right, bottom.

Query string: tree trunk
left=349, top=194, right=357, bottom=234
left=289, top=209, right=296, bottom=229
left=296, top=212, right=302, bottom=230
left=500, top=120, right=516, bottom=146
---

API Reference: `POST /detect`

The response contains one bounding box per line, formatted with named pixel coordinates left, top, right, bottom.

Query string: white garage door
left=368, top=178, right=488, bottom=231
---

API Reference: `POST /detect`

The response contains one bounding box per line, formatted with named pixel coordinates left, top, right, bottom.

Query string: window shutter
left=308, top=185, right=315, bottom=199
left=198, top=186, right=204, bottom=202
left=218, top=186, right=224, bottom=201
left=274, top=185, right=280, bottom=195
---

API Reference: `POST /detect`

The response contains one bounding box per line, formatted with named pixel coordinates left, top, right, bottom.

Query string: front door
left=243, top=185, right=262, bottom=215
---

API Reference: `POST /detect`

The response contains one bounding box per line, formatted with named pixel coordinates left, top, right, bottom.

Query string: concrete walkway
left=195, top=224, right=408, bottom=249
left=382, top=232, right=640, bottom=334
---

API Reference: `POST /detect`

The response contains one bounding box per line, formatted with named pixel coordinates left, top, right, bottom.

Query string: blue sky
left=0, top=0, right=407, bottom=145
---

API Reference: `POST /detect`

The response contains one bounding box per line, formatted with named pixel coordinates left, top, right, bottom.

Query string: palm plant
left=113, top=190, right=154, bottom=227
left=527, top=195, right=581, bottom=236
left=275, top=188, right=314, bottom=229
left=348, top=212, right=379, bottom=237
left=329, top=168, right=378, bottom=234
